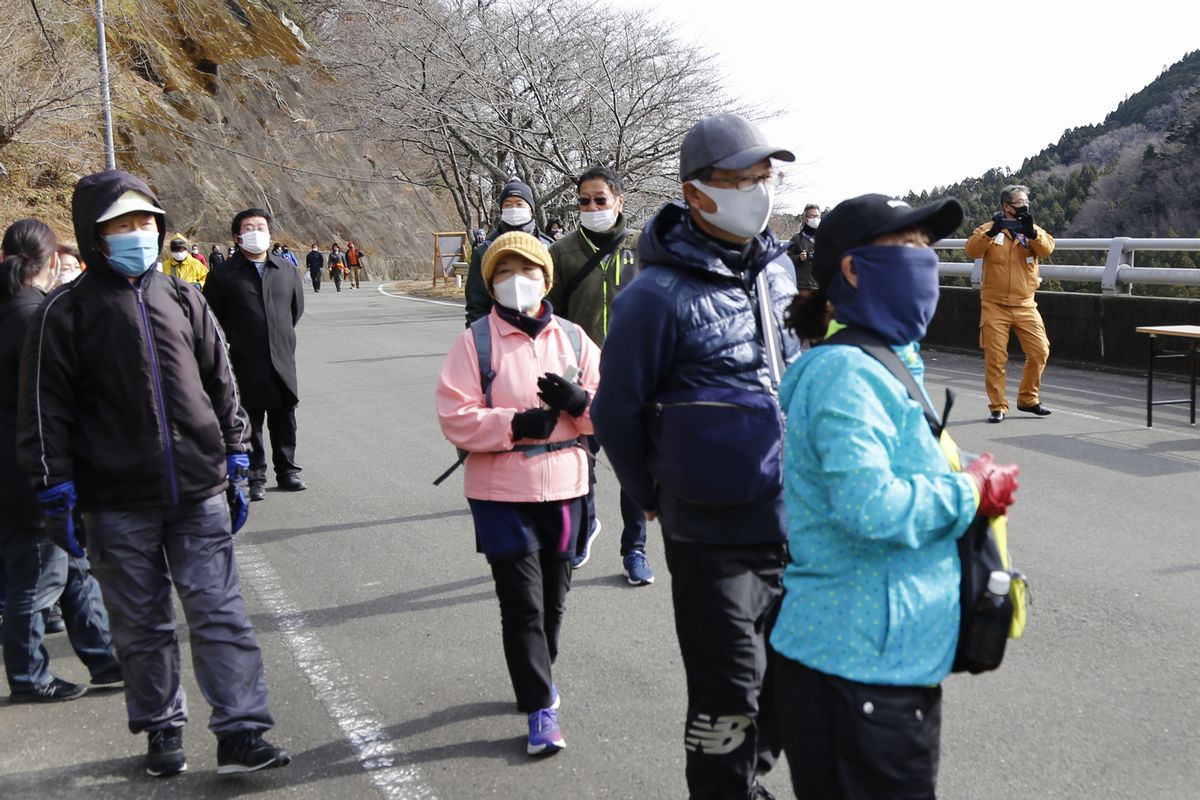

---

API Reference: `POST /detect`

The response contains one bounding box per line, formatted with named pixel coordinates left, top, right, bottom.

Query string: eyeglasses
left=704, top=172, right=781, bottom=193
left=578, top=196, right=613, bottom=208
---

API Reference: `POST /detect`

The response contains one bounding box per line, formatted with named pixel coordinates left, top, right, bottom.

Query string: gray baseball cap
left=679, top=114, right=795, bottom=181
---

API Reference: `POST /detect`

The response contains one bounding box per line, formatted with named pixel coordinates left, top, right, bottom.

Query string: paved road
left=2, top=282, right=1198, bottom=799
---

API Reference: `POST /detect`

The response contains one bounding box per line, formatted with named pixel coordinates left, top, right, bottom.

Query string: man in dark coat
left=204, top=208, right=306, bottom=500
left=305, top=242, right=324, bottom=292
left=591, top=114, right=799, bottom=800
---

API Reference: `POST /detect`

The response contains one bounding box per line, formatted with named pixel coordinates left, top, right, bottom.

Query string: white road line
left=236, top=544, right=436, bottom=800
left=376, top=283, right=464, bottom=308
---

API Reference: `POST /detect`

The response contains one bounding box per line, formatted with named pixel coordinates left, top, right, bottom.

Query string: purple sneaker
left=526, top=708, right=565, bottom=756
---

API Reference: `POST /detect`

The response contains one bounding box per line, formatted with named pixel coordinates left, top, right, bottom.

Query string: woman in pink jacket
left=436, top=231, right=600, bottom=757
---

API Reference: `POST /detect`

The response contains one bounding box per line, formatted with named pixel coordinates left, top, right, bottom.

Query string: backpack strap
left=558, top=315, right=582, bottom=366
left=469, top=315, right=497, bottom=407
left=559, top=232, right=629, bottom=318
left=818, top=327, right=953, bottom=438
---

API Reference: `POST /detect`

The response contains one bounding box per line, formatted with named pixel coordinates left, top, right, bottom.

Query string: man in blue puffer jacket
left=592, top=114, right=799, bottom=800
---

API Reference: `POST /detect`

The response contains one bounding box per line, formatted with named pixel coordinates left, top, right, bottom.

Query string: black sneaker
left=10, top=676, right=87, bottom=704
left=987, top=410, right=1005, bottom=423
left=249, top=483, right=266, bottom=502
left=217, top=731, right=291, bottom=774
left=146, top=728, right=186, bottom=777
left=91, top=664, right=124, bottom=685
left=44, top=605, right=65, bottom=633
left=1017, top=403, right=1052, bottom=416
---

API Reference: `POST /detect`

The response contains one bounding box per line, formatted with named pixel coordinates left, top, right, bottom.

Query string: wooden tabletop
left=1135, top=325, right=1200, bottom=338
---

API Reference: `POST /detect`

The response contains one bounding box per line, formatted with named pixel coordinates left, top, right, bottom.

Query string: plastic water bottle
left=961, top=570, right=1014, bottom=673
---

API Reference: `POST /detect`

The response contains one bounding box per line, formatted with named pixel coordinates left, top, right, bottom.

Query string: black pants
left=663, top=537, right=786, bottom=800
left=490, top=548, right=572, bottom=713
left=774, top=658, right=942, bottom=800
left=581, top=436, right=648, bottom=555
left=246, top=405, right=300, bottom=484
left=309, top=267, right=322, bottom=291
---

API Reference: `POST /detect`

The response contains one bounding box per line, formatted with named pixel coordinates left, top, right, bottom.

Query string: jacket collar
left=638, top=201, right=788, bottom=281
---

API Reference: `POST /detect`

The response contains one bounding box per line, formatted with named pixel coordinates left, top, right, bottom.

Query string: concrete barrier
left=927, top=287, right=1200, bottom=375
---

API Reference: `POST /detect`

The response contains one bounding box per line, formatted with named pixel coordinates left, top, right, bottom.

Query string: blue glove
left=39, top=481, right=85, bottom=558
left=226, top=454, right=250, bottom=535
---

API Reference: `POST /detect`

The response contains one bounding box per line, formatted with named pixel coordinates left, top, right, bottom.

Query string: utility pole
left=95, top=0, right=116, bottom=170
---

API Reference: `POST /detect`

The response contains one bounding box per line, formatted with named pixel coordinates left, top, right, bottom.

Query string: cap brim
left=95, top=199, right=167, bottom=223
left=865, top=198, right=964, bottom=244
left=711, top=146, right=796, bottom=171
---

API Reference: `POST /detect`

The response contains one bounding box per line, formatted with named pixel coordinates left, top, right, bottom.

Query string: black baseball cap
left=679, top=114, right=795, bottom=180
left=813, top=194, right=963, bottom=291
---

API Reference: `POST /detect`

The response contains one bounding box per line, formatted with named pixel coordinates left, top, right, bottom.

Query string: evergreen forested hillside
left=906, top=49, right=1200, bottom=246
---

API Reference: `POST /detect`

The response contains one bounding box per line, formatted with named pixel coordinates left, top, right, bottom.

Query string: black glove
left=985, top=212, right=1004, bottom=238
left=511, top=408, right=559, bottom=441
left=39, top=481, right=85, bottom=557
left=537, top=373, right=589, bottom=417
left=1018, top=210, right=1037, bottom=239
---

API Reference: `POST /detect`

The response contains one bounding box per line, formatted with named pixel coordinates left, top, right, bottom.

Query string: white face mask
left=171, top=251, right=187, bottom=261
left=691, top=181, right=775, bottom=239
left=579, top=208, right=617, bottom=233
left=501, top=206, right=533, bottom=227
left=806, top=216, right=821, bottom=229
left=493, top=272, right=545, bottom=313
left=239, top=230, right=271, bottom=254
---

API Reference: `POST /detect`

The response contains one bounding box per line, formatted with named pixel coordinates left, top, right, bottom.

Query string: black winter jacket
left=16, top=171, right=250, bottom=510
left=591, top=202, right=799, bottom=545
left=1, top=286, right=46, bottom=533
left=203, top=252, right=304, bottom=409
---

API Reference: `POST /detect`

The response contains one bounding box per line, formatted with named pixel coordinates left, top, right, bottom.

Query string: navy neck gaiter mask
left=827, top=245, right=941, bottom=345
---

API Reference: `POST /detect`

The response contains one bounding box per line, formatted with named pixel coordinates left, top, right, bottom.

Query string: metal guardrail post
left=1102, top=237, right=1134, bottom=295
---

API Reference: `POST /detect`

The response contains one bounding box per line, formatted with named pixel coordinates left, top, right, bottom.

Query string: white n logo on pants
left=684, top=713, right=750, bottom=755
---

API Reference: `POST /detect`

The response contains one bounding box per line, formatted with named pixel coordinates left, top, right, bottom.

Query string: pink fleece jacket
left=436, top=310, right=601, bottom=502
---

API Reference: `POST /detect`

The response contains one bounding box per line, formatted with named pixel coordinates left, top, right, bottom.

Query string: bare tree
left=315, top=0, right=763, bottom=231
left=0, top=1, right=97, bottom=173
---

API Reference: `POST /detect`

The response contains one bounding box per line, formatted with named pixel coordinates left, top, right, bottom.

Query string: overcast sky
left=608, top=0, right=1199, bottom=212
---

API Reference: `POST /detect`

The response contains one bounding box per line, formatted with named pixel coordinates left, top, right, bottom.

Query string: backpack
left=433, top=315, right=583, bottom=486
left=819, top=326, right=1028, bottom=674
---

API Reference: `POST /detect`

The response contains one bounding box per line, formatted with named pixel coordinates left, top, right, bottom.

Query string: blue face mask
left=103, top=231, right=160, bottom=277
left=827, top=245, right=941, bottom=345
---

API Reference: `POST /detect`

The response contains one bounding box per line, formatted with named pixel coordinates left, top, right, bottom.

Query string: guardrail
left=934, top=237, right=1200, bottom=295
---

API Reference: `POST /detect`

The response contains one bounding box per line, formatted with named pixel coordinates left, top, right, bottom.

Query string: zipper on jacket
left=134, top=283, right=180, bottom=505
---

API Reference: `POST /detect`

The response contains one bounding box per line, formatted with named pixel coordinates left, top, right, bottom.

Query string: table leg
left=1147, top=335, right=1155, bottom=428
left=1190, top=340, right=1197, bottom=425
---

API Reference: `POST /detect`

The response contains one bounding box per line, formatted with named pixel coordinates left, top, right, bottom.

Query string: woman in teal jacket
left=771, top=194, right=1020, bottom=798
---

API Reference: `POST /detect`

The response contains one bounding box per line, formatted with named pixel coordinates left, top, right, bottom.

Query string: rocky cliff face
left=10, top=0, right=454, bottom=278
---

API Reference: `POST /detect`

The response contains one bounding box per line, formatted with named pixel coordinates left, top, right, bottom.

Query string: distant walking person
left=346, top=241, right=365, bottom=288
left=328, top=243, right=347, bottom=291
left=965, top=184, right=1056, bottom=423
left=17, top=171, right=289, bottom=777
left=209, top=245, right=226, bottom=269
left=306, top=242, right=324, bottom=292
left=436, top=232, right=601, bottom=756
left=2, top=218, right=121, bottom=705
left=204, top=208, right=307, bottom=500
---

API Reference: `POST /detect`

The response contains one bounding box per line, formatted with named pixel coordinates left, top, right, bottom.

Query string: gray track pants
left=85, top=493, right=274, bottom=736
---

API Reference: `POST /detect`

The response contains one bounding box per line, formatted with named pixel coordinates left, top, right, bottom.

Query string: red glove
left=963, top=451, right=1020, bottom=517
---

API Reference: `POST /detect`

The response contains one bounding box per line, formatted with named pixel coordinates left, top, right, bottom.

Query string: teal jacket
left=770, top=342, right=977, bottom=686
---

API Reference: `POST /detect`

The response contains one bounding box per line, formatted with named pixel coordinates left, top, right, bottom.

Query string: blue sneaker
left=526, top=708, right=565, bottom=756
left=622, top=550, right=655, bottom=586
left=570, top=520, right=602, bottom=569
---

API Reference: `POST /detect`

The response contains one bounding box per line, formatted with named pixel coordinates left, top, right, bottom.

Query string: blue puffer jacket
left=591, top=201, right=799, bottom=545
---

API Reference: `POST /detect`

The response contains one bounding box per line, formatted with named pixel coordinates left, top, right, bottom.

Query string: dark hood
left=636, top=201, right=788, bottom=281
left=71, top=170, right=167, bottom=278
